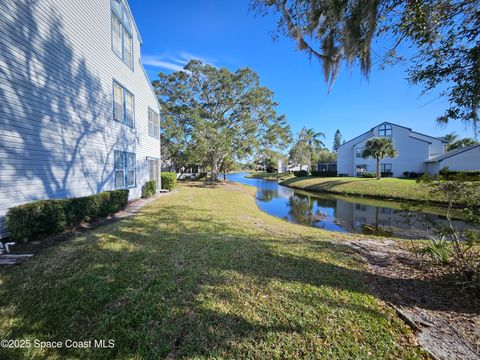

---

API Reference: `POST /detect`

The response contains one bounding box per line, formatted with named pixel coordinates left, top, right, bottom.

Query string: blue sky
left=129, top=0, right=473, bottom=149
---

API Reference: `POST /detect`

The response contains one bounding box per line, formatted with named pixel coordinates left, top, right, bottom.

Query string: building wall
left=0, top=0, right=161, bottom=238
left=337, top=131, right=372, bottom=176
left=337, top=123, right=445, bottom=177
left=427, top=146, right=480, bottom=173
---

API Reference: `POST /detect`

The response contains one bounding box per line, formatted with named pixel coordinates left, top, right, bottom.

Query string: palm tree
left=362, top=138, right=398, bottom=180
left=446, top=137, right=479, bottom=151
left=443, top=132, right=459, bottom=144
left=299, top=127, right=325, bottom=169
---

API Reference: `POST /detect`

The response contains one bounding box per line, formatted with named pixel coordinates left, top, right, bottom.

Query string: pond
left=226, top=172, right=466, bottom=239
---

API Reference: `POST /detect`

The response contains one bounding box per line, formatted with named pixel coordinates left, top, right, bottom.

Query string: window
left=354, top=217, right=367, bottom=228
left=113, top=81, right=134, bottom=127
left=126, top=153, right=135, bottom=187
left=114, top=151, right=125, bottom=189
left=355, top=204, right=367, bottom=211
left=148, top=108, right=160, bottom=139
left=112, top=15, right=122, bottom=58
left=378, top=123, right=392, bottom=137
left=381, top=163, right=392, bottom=173
left=125, top=91, right=134, bottom=127
left=111, top=0, right=133, bottom=69
left=123, top=32, right=133, bottom=68
left=355, top=147, right=363, bottom=158
left=356, top=164, right=367, bottom=177
left=114, top=151, right=136, bottom=189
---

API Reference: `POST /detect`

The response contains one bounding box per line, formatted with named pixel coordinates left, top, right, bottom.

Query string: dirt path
left=345, top=239, right=479, bottom=360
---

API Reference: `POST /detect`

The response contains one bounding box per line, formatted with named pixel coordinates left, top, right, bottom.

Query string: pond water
left=226, top=172, right=465, bottom=239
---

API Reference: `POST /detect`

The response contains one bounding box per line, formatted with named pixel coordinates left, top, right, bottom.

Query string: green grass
left=0, top=183, right=422, bottom=359
left=245, top=172, right=294, bottom=181
left=281, top=176, right=451, bottom=203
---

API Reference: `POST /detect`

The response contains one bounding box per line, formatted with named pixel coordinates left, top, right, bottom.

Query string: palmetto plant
left=362, top=137, right=398, bottom=179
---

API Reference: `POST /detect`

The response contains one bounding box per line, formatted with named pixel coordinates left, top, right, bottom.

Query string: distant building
left=337, top=122, right=451, bottom=177
left=0, top=0, right=161, bottom=238
left=317, top=163, right=337, bottom=172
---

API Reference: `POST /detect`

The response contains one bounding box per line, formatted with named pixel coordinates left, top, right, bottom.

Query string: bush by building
left=161, top=172, right=177, bottom=190
left=6, top=189, right=129, bottom=243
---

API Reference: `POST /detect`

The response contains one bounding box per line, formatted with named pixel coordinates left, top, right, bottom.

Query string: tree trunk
left=223, top=170, right=226, bottom=181
left=376, top=157, right=381, bottom=180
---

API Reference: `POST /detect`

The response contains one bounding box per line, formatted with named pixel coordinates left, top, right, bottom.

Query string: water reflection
left=227, top=172, right=467, bottom=239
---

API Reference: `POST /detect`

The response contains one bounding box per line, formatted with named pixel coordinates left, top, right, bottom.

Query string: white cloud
left=142, top=52, right=217, bottom=72
left=142, top=55, right=185, bottom=72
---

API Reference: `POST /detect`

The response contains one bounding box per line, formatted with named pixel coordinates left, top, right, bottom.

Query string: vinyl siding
left=0, top=0, right=161, bottom=238
left=337, top=123, right=446, bottom=177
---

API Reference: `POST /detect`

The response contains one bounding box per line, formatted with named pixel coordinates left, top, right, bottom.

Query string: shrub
left=6, top=200, right=66, bottom=243
left=161, top=172, right=177, bottom=190
left=293, top=170, right=309, bottom=177
left=439, top=169, right=480, bottom=181
left=381, top=171, right=393, bottom=178
left=361, top=172, right=377, bottom=178
left=63, top=196, right=93, bottom=225
left=311, top=170, right=337, bottom=177
left=403, top=171, right=410, bottom=177
left=142, top=180, right=157, bottom=198
left=108, top=189, right=129, bottom=214
left=6, top=189, right=129, bottom=242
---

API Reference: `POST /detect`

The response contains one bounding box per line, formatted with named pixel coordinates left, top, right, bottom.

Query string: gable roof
left=425, top=144, right=480, bottom=163
left=337, top=121, right=447, bottom=148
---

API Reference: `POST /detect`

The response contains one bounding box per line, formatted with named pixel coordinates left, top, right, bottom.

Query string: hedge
left=6, top=189, right=129, bottom=243
left=142, top=180, right=157, bottom=198
left=293, top=170, right=309, bottom=177
left=311, top=170, right=337, bottom=177
left=361, top=172, right=377, bottom=178
left=161, top=172, right=177, bottom=190
left=403, top=171, right=424, bottom=179
left=439, top=169, right=480, bottom=181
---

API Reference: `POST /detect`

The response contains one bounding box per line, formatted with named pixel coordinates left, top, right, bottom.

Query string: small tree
left=362, top=138, right=397, bottom=180
left=333, top=129, right=343, bottom=151
left=289, top=127, right=325, bottom=170
left=418, top=175, right=480, bottom=281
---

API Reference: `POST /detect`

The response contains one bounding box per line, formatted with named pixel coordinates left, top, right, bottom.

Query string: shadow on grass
left=280, top=177, right=365, bottom=192
left=0, top=188, right=476, bottom=359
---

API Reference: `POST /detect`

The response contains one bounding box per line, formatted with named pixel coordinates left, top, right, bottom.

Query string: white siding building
left=337, top=122, right=448, bottom=177
left=425, top=144, right=480, bottom=173
left=0, top=0, right=161, bottom=238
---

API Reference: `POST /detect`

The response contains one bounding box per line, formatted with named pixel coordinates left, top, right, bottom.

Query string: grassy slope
left=0, top=184, right=422, bottom=359
left=245, top=172, right=294, bottom=181
left=281, top=176, right=446, bottom=203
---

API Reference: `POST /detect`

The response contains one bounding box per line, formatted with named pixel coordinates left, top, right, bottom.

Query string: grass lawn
left=245, top=172, right=294, bottom=181
left=281, top=176, right=449, bottom=203
left=0, top=183, right=423, bottom=359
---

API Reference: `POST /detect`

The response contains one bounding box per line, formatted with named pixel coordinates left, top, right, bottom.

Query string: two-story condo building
left=337, top=122, right=448, bottom=177
left=0, top=0, right=161, bottom=238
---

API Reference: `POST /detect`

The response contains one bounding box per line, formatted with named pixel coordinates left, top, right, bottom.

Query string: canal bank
left=227, top=173, right=470, bottom=239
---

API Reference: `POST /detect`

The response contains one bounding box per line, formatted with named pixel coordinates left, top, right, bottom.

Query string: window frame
left=355, top=147, right=363, bottom=158
left=378, top=124, right=392, bottom=137
left=111, top=0, right=134, bottom=70
left=148, top=107, right=160, bottom=139
left=381, top=163, right=392, bottom=173
left=355, top=164, right=367, bottom=177
left=114, top=150, right=136, bottom=189
left=112, top=80, right=135, bottom=128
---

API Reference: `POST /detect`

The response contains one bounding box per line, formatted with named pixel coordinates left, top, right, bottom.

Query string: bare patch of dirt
left=345, top=239, right=479, bottom=360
